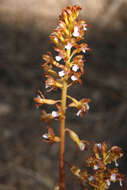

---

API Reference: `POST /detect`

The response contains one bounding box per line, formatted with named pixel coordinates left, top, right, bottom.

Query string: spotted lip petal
left=40, top=110, right=55, bottom=122
left=42, top=128, right=60, bottom=144
left=55, top=55, right=62, bottom=62
left=51, top=111, right=59, bottom=118
left=72, top=64, right=79, bottom=72
left=65, top=42, right=72, bottom=50
left=73, top=26, right=80, bottom=37
left=71, top=75, right=78, bottom=81
left=34, top=96, right=60, bottom=106
left=58, top=70, right=65, bottom=77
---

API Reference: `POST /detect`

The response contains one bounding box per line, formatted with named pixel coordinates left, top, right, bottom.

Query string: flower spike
left=34, top=5, right=125, bottom=190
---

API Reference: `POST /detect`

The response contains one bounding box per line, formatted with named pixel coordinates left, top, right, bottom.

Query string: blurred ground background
left=0, top=0, right=127, bottom=190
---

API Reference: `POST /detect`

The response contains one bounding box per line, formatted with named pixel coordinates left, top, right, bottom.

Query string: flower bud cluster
left=47, top=5, right=90, bottom=86
left=69, top=142, right=124, bottom=190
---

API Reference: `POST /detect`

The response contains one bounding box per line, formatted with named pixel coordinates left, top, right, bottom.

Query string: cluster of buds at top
left=34, top=5, right=91, bottom=146
left=68, top=142, right=125, bottom=190
left=43, top=5, right=90, bottom=87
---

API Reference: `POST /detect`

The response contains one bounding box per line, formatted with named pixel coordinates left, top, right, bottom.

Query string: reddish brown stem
left=59, top=80, right=67, bottom=190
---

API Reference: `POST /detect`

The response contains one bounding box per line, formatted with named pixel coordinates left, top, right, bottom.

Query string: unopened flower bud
left=66, top=129, right=84, bottom=151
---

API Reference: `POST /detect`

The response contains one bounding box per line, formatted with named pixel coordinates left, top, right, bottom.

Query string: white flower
left=106, top=180, right=111, bottom=186
left=58, top=70, right=65, bottom=77
left=82, top=48, right=86, bottom=53
left=89, top=176, right=94, bottom=181
left=71, top=75, right=78, bottom=81
left=72, top=64, right=79, bottom=72
left=45, top=84, right=49, bottom=89
left=84, top=102, right=89, bottom=110
left=115, top=160, right=119, bottom=167
left=65, top=43, right=72, bottom=50
left=73, top=26, right=80, bottom=37
left=110, top=173, right=116, bottom=182
left=96, top=143, right=102, bottom=148
left=52, top=111, right=59, bottom=118
left=42, top=133, right=48, bottom=139
left=79, top=142, right=85, bottom=151
left=76, top=109, right=82, bottom=117
left=55, top=55, right=62, bottom=62
left=119, top=179, right=123, bottom=186
left=93, top=165, right=99, bottom=170
left=83, top=24, right=87, bottom=31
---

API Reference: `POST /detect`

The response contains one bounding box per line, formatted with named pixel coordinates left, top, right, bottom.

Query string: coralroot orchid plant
left=34, top=5, right=125, bottom=190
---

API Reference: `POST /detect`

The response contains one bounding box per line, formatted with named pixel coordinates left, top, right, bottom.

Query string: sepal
left=34, top=90, right=60, bottom=107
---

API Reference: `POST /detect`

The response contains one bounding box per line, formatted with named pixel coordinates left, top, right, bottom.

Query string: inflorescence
left=34, top=5, right=124, bottom=190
